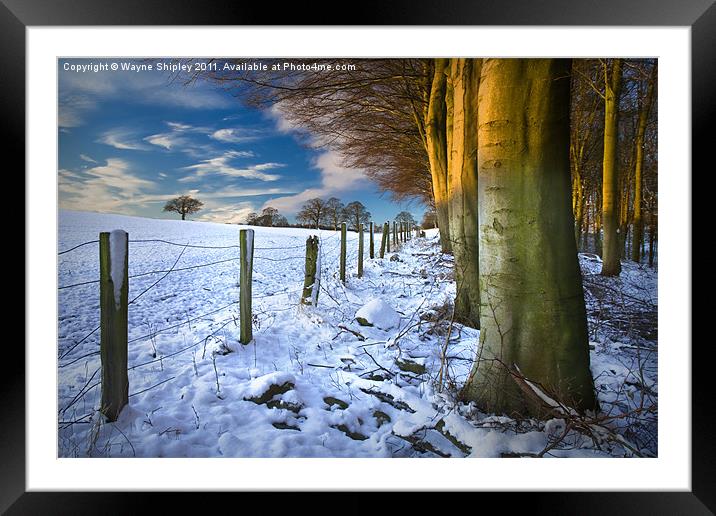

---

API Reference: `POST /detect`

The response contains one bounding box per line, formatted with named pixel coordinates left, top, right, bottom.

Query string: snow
left=109, top=229, right=127, bottom=307
left=354, top=298, right=400, bottom=330
left=57, top=210, right=657, bottom=458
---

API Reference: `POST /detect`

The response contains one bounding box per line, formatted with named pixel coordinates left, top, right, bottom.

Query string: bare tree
left=395, top=211, right=416, bottom=225
left=163, top=195, right=203, bottom=220
left=296, top=198, right=327, bottom=229
left=324, top=197, right=345, bottom=230
left=343, top=201, right=371, bottom=231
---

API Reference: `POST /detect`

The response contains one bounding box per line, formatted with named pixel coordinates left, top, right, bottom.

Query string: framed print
left=6, top=0, right=709, bottom=512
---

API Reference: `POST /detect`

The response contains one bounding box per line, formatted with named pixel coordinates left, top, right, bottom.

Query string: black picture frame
left=6, top=0, right=707, bottom=513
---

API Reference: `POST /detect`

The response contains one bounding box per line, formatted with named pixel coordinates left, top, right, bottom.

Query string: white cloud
left=195, top=202, right=256, bottom=224
left=144, top=133, right=179, bottom=150
left=79, top=154, right=97, bottom=163
left=181, top=151, right=280, bottom=182
left=210, top=128, right=262, bottom=143
left=59, top=158, right=156, bottom=213
left=264, top=151, right=366, bottom=214
left=166, top=121, right=192, bottom=131
left=98, top=129, right=151, bottom=151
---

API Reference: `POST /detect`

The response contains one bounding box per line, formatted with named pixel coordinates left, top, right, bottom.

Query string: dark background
left=4, top=0, right=708, bottom=513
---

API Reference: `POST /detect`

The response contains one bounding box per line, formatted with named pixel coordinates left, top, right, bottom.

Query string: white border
left=27, top=27, right=691, bottom=491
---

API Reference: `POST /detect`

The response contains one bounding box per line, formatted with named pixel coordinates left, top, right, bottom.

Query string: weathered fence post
left=358, top=223, right=364, bottom=278
left=369, top=221, right=375, bottom=259
left=99, top=230, right=129, bottom=422
left=239, top=229, right=254, bottom=344
left=393, top=221, right=397, bottom=248
left=340, top=222, right=347, bottom=283
left=386, top=221, right=391, bottom=253
left=301, top=235, right=320, bottom=305
left=380, top=222, right=388, bottom=258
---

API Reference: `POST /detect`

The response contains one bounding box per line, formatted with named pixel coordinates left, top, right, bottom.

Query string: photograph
left=56, top=57, right=660, bottom=459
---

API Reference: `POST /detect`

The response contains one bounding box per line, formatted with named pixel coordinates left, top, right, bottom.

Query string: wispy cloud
left=59, top=158, right=156, bottom=213
left=263, top=151, right=366, bottom=214
left=210, top=128, right=263, bottom=143
left=79, top=153, right=97, bottom=163
left=98, top=129, right=151, bottom=151
left=195, top=202, right=256, bottom=224
left=181, top=151, right=279, bottom=182
left=59, top=94, right=97, bottom=128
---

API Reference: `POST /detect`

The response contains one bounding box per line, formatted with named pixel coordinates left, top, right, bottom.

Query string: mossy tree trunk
left=446, top=58, right=481, bottom=329
left=461, top=58, right=597, bottom=417
left=425, top=58, right=452, bottom=253
left=600, top=59, right=623, bottom=276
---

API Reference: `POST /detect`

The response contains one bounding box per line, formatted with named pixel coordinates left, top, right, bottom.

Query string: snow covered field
left=58, top=210, right=657, bottom=458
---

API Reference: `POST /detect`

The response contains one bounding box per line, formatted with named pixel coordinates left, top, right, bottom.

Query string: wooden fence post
left=380, top=222, right=388, bottom=258
left=358, top=223, right=364, bottom=278
left=340, top=222, right=347, bottom=283
left=386, top=221, right=391, bottom=253
left=369, top=221, right=374, bottom=259
left=99, top=230, right=129, bottom=422
left=393, top=221, right=397, bottom=248
left=301, top=235, right=320, bottom=305
left=240, top=229, right=254, bottom=344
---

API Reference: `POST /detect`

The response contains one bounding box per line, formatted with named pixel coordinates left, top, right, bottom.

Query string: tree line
left=182, top=58, right=658, bottom=418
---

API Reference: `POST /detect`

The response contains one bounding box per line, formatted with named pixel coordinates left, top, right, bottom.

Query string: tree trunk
left=425, top=58, right=452, bottom=253
left=181, top=212, right=186, bottom=221
left=632, top=63, right=657, bottom=263
left=600, top=59, right=623, bottom=276
left=572, top=165, right=584, bottom=250
left=447, top=58, right=481, bottom=328
left=461, top=58, right=597, bottom=416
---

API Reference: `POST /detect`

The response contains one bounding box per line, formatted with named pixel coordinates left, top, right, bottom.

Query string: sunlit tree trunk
left=632, top=63, right=657, bottom=263
left=446, top=58, right=482, bottom=328
left=600, top=59, right=623, bottom=276
left=462, top=58, right=597, bottom=416
left=425, top=59, right=452, bottom=253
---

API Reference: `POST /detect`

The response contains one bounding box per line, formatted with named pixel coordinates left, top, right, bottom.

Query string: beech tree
left=162, top=195, right=203, bottom=220
left=600, top=59, right=623, bottom=276
left=461, top=59, right=597, bottom=416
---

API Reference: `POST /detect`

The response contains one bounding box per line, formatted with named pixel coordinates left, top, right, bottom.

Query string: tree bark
left=425, top=59, right=452, bottom=253
left=461, top=58, right=597, bottom=416
left=632, top=63, right=657, bottom=263
left=447, top=58, right=481, bottom=328
left=600, top=59, right=623, bottom=276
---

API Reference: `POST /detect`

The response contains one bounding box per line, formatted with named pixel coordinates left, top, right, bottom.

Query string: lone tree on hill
left=163, top=195, right=204, bottom=220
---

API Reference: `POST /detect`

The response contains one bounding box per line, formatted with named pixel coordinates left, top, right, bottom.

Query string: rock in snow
left=355, top=298, right=400, bottom=330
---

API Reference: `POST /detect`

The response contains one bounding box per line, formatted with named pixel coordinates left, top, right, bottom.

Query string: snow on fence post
left=369, top=221, right=375, bottom=259
left=340, top=222, right=347, bottom=283
left=301, top=235, right=320, bottom=305
left=358, top=223, right=364, bottom=278
left=380, top=222, right=388, bottom=258
left=239, top=229, right=254, bottom=344
left=99, top=230, right=129, bottom=422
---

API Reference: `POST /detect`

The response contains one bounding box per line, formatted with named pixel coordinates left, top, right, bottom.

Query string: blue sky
left=58, top=58, right=425, bottom=225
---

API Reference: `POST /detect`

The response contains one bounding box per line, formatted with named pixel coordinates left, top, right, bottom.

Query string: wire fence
left=57, top=226, right=395, bottom=425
